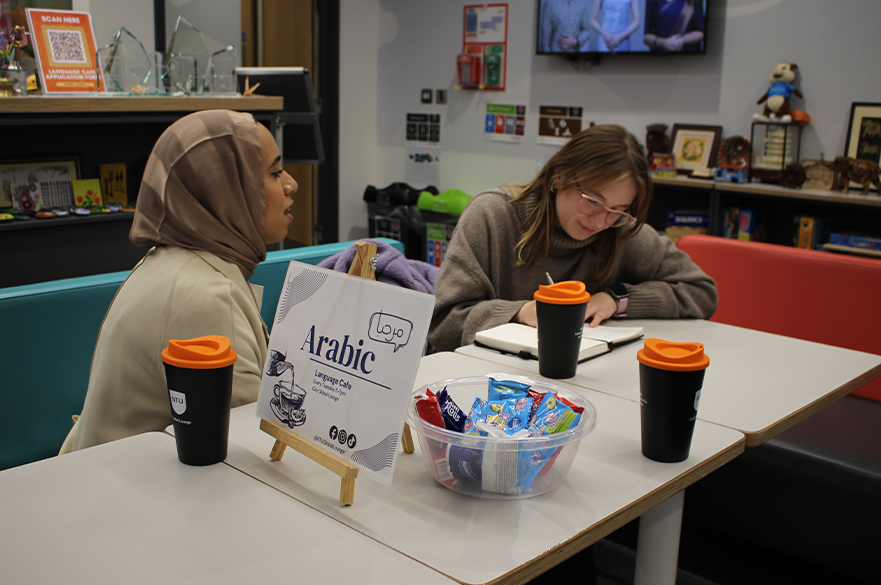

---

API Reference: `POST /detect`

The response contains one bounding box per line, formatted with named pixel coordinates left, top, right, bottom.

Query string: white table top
left=458, top=319, right=881, bottom=446
left=219, top=352, right=744, bottom=585
left=0, top=433, right=456, bottom=585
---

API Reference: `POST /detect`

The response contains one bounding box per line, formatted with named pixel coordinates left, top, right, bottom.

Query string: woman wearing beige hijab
left=61, top=110, right=297, bottom=453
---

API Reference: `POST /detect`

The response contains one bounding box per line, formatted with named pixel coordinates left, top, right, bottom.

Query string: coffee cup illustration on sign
left=266, top=349, right=306, bottom=428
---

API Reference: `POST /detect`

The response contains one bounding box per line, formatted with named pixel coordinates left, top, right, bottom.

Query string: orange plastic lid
left=534, top=280, right=591, bottom=305
left=636, top=338, right=709, bottom=372
left=161, top=335, right=237, bottom=369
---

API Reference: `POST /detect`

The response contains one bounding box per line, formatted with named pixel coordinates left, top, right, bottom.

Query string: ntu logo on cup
left=169, top=389, right=187, bottom=415
left=368, top=311, right=413, bottom=352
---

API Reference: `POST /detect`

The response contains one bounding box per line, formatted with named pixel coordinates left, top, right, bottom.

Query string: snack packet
left=487, top=376, right=531, bottom=401
left=448, top=444, right=482, bottom=485
left=415, top=389, right=444, bottom=428
left=530, top=392, right=577, bottom=434
left=519, top=392, right=583, bottom=492
left=462, top=397, right=488, bottom=436
left=498, top=396, right=533, bottom=435
left=436, top=387, right=467, bottom=432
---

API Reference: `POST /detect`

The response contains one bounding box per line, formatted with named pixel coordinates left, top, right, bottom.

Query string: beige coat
left=60, top=246, right=269, bottom=453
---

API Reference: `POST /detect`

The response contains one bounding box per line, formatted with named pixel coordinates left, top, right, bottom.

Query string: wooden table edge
left=740, top=362, right=881, bottom=447
left=480, top=434, right=747, bottom=585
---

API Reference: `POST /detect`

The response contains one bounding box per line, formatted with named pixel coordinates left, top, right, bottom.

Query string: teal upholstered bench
left=0, top=238, right=403, bottom=471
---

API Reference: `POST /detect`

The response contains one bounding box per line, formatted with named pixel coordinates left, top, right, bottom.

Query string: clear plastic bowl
left=407, top=375, right=597, bottom=499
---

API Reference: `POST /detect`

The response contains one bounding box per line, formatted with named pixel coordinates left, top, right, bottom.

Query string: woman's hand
left=513, top=300, right=538, bottom=327
left=662, top=35, right=685, bottom=52
left=557, top=34, right=578, bottom=51
left=584, top=292, right=618, bottom=328
left=604, top=31, right=619, bottom=49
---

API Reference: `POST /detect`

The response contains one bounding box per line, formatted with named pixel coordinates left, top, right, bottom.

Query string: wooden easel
left=260, top=241, right=414, bottom=506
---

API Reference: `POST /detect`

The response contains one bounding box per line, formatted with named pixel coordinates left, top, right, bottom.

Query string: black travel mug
left=161, top=335, right=237, bottom=465
left=637, top=338, right=709, bottom=462
left=534, top=281, right=591, bottom=378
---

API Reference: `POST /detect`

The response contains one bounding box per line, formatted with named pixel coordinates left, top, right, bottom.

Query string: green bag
left=416, top=189, right=472, bottom=216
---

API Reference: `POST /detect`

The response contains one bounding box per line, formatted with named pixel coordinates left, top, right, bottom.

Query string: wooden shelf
left=654, top=174, right=881, bottom=208
left=0, top=95, right=283, bottom=114
left=652, top=174, right=881, bottom=247
left=713, top=180, right=881, bottom=208
left=0, top=96, right=287, bottom=287
left=652, top=175, right=716, bottom=190
left=822, top=244, right=881, bottom=258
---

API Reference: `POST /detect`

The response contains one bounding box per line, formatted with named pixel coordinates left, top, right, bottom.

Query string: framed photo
left=845, top=102, right=881, bottom=190
left=0, top=159, right=80, bottom=209
left=670, top=124, right=723, bottom=175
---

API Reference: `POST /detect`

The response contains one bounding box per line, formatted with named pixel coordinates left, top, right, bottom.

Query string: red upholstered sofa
left=675, top=235, right=881, bottom=582
left=677, top=234, right=881, bottom=401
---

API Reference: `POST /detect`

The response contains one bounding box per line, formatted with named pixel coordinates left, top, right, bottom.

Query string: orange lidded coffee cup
left=534, top=281, right=591, bottom=379
left=636, top=338, right=709, bottom=462
left=162, top=335, right=237, bottom=465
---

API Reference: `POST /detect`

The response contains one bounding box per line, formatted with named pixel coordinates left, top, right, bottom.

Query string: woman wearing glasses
left=427, top=124, right=717, bottom=352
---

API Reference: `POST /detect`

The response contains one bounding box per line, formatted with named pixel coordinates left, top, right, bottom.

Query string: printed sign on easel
left=255, top=261, right=435, bottom=485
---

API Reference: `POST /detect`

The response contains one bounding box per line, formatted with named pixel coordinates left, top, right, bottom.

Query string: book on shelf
left=796, top=216, right=835, bottom=250
left=723, top=207, right=740, bottom=239
left=474, top=322, right=644, bottom=362
left=666, top=210, right=709, bottom=244
left=668, top=210, right=709, bottom=228
left=828, top=233, right=881, bottom=252
left=821, top=233, right=881, bottom=258
left=737, top=208, right=768, bottom=242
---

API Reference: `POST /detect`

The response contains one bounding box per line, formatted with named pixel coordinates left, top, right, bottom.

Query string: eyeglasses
left=576, top=190, right=635, bottom=228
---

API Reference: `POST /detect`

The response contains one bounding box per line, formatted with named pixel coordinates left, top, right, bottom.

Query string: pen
left=545, top=272, right=554, bottom=285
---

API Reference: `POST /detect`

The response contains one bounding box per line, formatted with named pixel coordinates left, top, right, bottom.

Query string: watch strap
left=614, top=296, right=628, bottom=318
left=606, top=284, right=628, bottom=318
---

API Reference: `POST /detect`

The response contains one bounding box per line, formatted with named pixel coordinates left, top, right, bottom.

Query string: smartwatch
left=606, top=284, right=629, bottom=318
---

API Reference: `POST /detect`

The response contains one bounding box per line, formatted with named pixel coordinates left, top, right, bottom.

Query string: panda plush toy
left=754, top=62, right=803, bottom=122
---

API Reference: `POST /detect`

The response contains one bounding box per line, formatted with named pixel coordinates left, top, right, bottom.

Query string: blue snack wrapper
left=463, top=397, right=488, bottom=436
left=449, top=444, right=482, bottom=485
left=487, top=377, right=531, bottom=401
left=436, top=387, right=467, bottom=433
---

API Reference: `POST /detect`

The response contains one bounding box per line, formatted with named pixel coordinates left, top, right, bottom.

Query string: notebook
left=474, top=322, right=644, bottom=362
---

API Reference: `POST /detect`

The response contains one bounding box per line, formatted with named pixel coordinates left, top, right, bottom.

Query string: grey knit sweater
left=428, top=188, right=718, bottom=352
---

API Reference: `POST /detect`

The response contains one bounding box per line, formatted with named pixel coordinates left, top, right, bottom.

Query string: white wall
left=338, top=0, right=881, bottom=241
left=73, top=0, right=240, bottom=61
left=164, top=0, right=241, bottom=59
left=73, top=0, right=155, bottom=53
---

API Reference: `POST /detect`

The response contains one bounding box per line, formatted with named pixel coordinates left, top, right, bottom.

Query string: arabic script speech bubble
left=368, top=311, right=413, bottom=352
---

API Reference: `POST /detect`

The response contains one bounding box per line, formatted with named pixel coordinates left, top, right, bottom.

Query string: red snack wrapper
left=555, top=393, right=585, bottom=415
left=416, top=392, right=445, bottom=428
left=415, top=390, right=454, bottom=486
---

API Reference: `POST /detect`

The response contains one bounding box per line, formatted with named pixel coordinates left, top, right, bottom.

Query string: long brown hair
left=511, top=124, right=652, bottom=282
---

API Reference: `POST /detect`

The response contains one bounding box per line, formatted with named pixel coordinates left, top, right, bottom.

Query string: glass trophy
left=97, top=27, right=161, bottom=95
left=205, top=45, right=237, bottom=95
left=165, top=16, right=211, bottom=95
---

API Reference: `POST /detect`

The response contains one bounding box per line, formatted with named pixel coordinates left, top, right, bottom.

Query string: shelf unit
left=0, top=96, right=284, bottom=288
left=651, top=175, right=881, bottom=249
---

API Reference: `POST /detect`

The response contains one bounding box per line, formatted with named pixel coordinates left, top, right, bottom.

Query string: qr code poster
left=25, top=8, right=105, bottom=93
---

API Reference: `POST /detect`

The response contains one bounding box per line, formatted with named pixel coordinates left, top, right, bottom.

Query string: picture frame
left=844, top=102, right=881, bottom=191
left=0, top=159, right=80, bottom=209
left=670, top=124, right=723, bottom=175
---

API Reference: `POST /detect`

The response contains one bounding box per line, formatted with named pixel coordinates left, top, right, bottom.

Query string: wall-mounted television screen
left=537, top=0, right=708, bottom=55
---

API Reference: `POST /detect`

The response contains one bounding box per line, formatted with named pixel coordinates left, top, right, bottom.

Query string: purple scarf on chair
left=318, top=240, right=438, bottom=294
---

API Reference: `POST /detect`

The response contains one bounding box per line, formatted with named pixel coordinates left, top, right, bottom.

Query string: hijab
left=130, top=109, right=266, bottom=279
